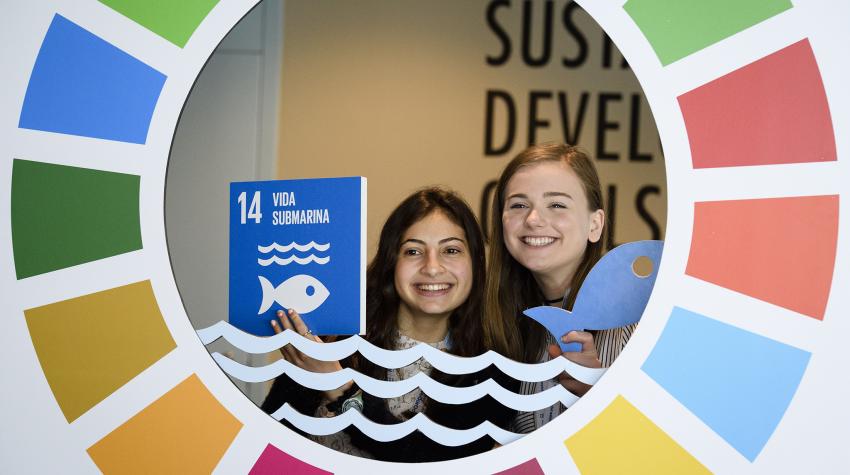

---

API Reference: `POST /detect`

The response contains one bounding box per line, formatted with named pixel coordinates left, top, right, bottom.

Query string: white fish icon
left=258, top=274, right=330, bottom=315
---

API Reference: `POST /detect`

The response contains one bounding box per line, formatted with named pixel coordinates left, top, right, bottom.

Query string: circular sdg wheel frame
left=1, top=1, right=848, bottom=473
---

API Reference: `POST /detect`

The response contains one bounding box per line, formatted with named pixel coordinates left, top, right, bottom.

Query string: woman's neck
left=533, top=268, right=574, bottom=302
left=396, top=304, right=450, bottom=343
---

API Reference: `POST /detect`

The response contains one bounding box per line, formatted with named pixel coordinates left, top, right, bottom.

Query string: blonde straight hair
left=483, top=143, right=606, bottom=363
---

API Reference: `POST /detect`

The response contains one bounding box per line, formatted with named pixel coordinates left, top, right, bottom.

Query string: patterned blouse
left=311, top=332, right=449, bottom=458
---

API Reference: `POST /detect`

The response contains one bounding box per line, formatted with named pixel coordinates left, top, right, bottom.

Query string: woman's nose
left=421, top=251, right=444, bottom=277
left=525, top=208, right=544, bottom=227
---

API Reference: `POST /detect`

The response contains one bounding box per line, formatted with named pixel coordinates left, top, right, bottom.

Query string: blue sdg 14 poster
left=229, top=177, right=366, bottom=336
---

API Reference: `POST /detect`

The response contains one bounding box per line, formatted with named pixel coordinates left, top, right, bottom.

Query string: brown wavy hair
left=484, top=143, right=606, bottom=363
left=362, top=186, right=487, bottom=368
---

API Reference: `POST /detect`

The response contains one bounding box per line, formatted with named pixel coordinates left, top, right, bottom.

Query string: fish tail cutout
left=523, top=306, right=584, bottom=353
left=561, top=342, right=582, bottom=352
left=258, top=275, right=276, bottom=314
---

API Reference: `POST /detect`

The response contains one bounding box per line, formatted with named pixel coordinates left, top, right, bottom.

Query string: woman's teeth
left=416, top=283, right=451, bottom=291
left=523, top=236, right=555, bottom=247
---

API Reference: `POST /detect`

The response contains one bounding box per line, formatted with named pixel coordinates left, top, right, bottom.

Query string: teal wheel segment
left=18, top=14, right=166, bottom=144
left=642, top=307, right=811, bottom=461
left=11, top=159, right=142, bottom=279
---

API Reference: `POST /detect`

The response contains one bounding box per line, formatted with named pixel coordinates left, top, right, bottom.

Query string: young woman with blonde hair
left=484, top=143, right=635, bottom=433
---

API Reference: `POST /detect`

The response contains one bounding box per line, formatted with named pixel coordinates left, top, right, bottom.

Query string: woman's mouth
left=413, top=283, right=453, bottom=296
left=522, top=236, right=555, bottom=247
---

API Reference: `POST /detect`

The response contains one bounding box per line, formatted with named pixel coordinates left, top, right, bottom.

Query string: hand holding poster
left=229, top=177, right=366, bottom=336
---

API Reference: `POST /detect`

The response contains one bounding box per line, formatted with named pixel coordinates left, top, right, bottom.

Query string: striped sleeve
left=595, top=323, right=637, bottom=368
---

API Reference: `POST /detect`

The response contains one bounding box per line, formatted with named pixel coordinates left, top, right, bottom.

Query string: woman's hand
left=271, top=309, right=351, bottom=400
left=548, top=330, right=602, bottom=396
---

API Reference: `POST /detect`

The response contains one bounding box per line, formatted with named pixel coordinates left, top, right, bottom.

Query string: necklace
left=545, top=288, right=571, bottom=308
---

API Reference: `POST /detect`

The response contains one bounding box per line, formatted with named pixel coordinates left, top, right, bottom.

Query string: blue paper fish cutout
left=258, top=274, right=330, bottom=315
left=523, top=240, right=663, bottom=352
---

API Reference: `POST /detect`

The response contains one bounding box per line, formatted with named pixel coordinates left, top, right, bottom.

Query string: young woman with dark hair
left=483, top=143, right=636, bottom=433
left=261, top=186, right=514, bottom=461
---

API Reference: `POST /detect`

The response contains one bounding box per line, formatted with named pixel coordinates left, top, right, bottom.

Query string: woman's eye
left=508, top=202, right=528, bottom=209
left=549, top=202, right=567, bottom=209
left=402, top=248, right=421, bottom=256
left=443, top=247, right=463, bottom=255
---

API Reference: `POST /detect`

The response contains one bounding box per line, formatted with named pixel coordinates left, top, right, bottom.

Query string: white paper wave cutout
left=199, top=321, right=603, bottom=444
left=258, top=241, right=330, bottom=253
left=197, top=321, right=606, bottom=386
left=273, top=404, right=523, bottom=446
left=257, top=254, right=330, bottom=266
left=211, top=352, right=579, bottom=411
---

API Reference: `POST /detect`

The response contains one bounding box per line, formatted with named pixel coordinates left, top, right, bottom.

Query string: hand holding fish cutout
left=258, top=274, right=330, bottom=314
left=548, top=332, right=600, bottom=395
left=524, top=240, right=664, bottom=352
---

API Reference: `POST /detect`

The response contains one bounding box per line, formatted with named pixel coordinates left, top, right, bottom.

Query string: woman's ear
left=588, top=209, right=604, bottom=243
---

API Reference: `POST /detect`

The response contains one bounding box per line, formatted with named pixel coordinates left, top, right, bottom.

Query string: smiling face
left=394, top=210, right=473, bottom=323
left=502, top=161, right=604, bottom=296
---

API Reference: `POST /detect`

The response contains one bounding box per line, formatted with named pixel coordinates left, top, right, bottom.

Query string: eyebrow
left=506, top=192, right=574, bottom=200
left=401, top=237, right=466, bottom=246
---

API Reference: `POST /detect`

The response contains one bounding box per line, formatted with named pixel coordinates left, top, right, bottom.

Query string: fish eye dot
left=306, top=285, right=315, bottom=296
